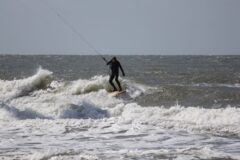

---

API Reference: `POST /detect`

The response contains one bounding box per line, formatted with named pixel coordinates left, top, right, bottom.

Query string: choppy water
left=0, top=55, right=240, bottom=160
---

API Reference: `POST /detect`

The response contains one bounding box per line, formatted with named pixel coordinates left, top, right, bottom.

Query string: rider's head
left=112, top=57, right=117, bottom=62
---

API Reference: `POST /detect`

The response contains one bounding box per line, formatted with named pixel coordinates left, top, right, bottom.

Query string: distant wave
left=173, top=83, right=240, bottom=88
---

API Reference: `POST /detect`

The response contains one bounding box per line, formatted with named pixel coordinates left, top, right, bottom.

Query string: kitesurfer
left=103, top=57, right=125, bottom=91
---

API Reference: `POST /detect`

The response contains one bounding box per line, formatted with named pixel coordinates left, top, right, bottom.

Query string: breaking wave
left=0, top=68, right=52, bottom=100
left=70, top=75, right=112, bottom=94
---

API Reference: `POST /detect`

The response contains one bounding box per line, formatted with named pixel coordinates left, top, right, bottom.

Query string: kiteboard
left=109, top=90, right=126, bottom=97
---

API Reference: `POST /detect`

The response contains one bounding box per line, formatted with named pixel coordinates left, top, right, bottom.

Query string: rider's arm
left=107, top=60, right=112, bottom=65
left=119, top=62, right=125, bottom=76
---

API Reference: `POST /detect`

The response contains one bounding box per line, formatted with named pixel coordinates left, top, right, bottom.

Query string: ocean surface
left=0, top=55, right=240, bottom=160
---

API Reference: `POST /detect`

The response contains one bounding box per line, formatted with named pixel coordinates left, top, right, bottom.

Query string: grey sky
left=0, top=0, right=240, bottom=55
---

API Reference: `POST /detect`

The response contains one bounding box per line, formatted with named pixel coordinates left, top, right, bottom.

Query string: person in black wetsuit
left=103, top=57, right=125, bottom=91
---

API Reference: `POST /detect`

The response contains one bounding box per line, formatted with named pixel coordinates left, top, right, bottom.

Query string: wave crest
left=0, top=68, right=52, bottom=100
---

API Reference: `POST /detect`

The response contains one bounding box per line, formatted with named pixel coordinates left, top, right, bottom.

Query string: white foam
left=110, top=103, right=240, bottom=136
left=29, top=149, right=99, bottom=160
left=123, top=79, right=154, bottom=98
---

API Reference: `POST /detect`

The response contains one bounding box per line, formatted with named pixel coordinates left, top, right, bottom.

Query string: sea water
left=0, top=55, right=240, bottom=160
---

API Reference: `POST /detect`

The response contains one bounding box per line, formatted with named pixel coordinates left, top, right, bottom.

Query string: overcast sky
left=0, top=0, right=240, bottom=55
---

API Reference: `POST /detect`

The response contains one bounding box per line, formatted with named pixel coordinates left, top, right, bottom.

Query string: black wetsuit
left=107, top=59, right=125, bottom=91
